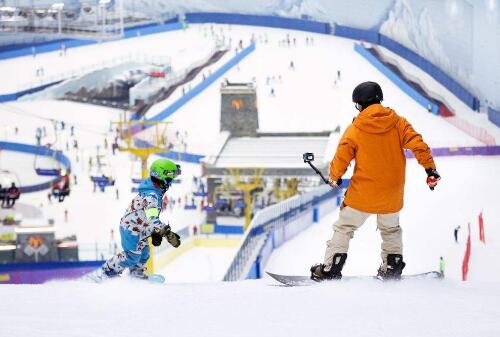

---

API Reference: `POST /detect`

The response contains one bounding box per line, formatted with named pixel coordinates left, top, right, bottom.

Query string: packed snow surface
left=0, top=277, right=499, bottom=337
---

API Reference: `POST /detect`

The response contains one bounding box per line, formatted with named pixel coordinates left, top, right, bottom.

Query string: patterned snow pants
left=102, top=226, right=150, bottom=276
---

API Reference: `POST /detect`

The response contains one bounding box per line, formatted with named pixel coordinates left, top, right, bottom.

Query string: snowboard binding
left=310, top=253, right=347, bottom=281
left=377, top=254, right=406, bottom=280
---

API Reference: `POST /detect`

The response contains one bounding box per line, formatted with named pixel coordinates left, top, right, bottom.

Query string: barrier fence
left=185, top=12, right=330, bottom=34
left=0, top=260, right=104, bottom=284
left=405, top=145, right=500, bottom=158
left=223, top=184, right=342, bottom=281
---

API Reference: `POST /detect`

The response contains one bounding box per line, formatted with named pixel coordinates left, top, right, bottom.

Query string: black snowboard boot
left=377, top=254, right=406, bottom=280
left=310, top=253, right=347, bottom=281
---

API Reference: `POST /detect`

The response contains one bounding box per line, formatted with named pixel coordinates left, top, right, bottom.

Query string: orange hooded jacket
left=329, top=104, right=435, bottom=214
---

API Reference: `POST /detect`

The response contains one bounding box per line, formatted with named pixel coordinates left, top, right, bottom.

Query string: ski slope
left=159, top=246, right=236, bottom=282
left=0, top=276, right=499, bottom=337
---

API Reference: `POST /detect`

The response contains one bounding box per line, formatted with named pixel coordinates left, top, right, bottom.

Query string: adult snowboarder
left=100, top=159, right=182, bottom=280
left=311, top=81, right=440, bottom=281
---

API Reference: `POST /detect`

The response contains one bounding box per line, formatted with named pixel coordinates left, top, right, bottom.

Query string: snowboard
left=266, top=271, right=443, bottom=287
left=86, top=272, right=165, bottom=284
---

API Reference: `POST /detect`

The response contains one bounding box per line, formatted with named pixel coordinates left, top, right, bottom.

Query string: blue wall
left=0, top=141, right=71, bottom=193
left=186, top=12, right=330, bottom=34
left=354, top=44, right=439, bottom=114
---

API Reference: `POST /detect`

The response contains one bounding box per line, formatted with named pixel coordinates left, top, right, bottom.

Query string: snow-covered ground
left=159, top=246, right=236, bottom=282
left=0, top=277, right=499, bottom=337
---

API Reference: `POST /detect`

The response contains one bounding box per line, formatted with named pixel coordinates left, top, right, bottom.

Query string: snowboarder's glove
left=151, top=230, right=163, bottom=247
left=425, top=168, right=441, bottom=191
left=160, top=225, right=181, bottom=248
left=327, top=177, right=342, bottom=189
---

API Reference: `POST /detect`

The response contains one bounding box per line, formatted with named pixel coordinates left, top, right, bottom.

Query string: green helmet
left=150, top=159, right=181, bottom=187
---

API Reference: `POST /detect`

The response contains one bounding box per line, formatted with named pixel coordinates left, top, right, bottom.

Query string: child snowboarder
left=311, top=81, right=440, bottom=281
left=99, top=159, right=182, bottom=280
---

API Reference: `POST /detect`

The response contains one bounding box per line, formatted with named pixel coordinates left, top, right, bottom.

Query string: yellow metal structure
left=273, top=178, right=299, bottom=201
left=113, top=118, right=171, bottom=275
left=227, top=168, right=265, bottom=230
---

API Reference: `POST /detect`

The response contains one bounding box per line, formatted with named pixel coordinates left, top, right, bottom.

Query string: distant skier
left=311, top=81, right=440, bottom=281
left=454, top=225, right=461, bottom=243
left=100, top=159, right=182, bottom=280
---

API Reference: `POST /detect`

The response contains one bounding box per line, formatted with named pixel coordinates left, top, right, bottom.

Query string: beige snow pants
left=323, top=203, right=402, bottom=271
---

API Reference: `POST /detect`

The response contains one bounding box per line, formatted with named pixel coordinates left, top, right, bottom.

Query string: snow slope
left=145, top=24, right=487, bottom=156
left=0, top=277, right=499, bottom=337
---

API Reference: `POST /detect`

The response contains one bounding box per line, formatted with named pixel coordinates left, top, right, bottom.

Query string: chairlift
left=90, top=153, right=115, bottom=192
left=34, top=121, right=62, bottom=177
left=0, top=169, right=21, bottom=209
left=52, top=171, right=70, bottom=202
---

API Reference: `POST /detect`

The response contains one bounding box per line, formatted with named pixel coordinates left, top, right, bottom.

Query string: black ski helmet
left=352, top=81, right=383, bottom=105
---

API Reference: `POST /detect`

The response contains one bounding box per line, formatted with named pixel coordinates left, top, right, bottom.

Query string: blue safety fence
left=0, top=80, right=63, bottom=103
left=488, top=106, right=500, bottom=128
left=223, top=184, right=345, bottom=281
left=0, top=141, right=71, bottom=193
left=334, top=24, right=380, bottom=44
left=185, top=12, right=330, bottom=34
left=354, top=44, right=439, bottom=114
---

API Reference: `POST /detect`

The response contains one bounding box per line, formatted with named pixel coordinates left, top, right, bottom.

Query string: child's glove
left=160, top=225, right=181, bottom=248
left=151, top=230, right=163, bottom=247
